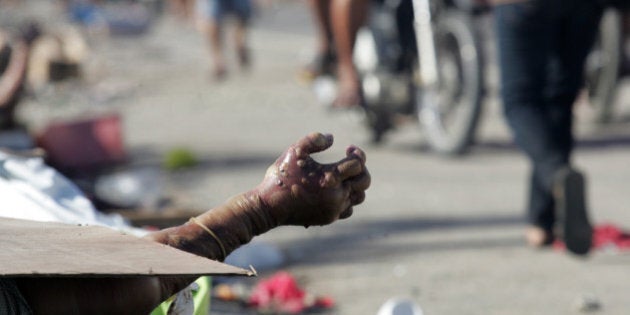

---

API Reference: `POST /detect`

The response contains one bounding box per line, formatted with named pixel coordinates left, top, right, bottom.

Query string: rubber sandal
left=554, top=167, right=593, bottom=256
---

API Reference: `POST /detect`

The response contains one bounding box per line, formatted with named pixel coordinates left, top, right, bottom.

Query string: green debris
left=163, top=148, right=198, bottom=170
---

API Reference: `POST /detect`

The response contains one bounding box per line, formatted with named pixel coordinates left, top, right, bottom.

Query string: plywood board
left=0, top=217, right=252, bottom=277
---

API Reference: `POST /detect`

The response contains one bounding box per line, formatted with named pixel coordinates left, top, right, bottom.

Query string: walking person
left=197, top=0, right=253, bottom=80
left=303, top=0, right=370, bottom=108
left=493, top=0, right=604, bottom=255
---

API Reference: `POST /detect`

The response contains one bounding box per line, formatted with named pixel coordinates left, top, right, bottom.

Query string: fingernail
left=314, top=134, right=327, bottom=147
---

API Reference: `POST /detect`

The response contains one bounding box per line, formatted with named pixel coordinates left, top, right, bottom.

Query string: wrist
left=236, top=189, right=280, bottom=235
left=200, top=190, right=280, bottom=254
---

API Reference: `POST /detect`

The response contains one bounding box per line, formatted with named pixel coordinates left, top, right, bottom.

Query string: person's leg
left=542, top=0, right=602, bottom=187
left=543, top=0, right=602, bottom=254
left=303, top=0, right=336, bottom=78
left=170, top=0, right=194, bottom=21
left=494, top=1, right=564, bottom=239
left=198, top=0, right=227, bottom=79
left=330, top=0, right=369, bottom=108
left=545, top=0, right=603, bottom=141
left=232, top=0, right=252, bottom=70
left=209, top=21, right=227, bottom=78
left=396, top=0, right=416, bottom=71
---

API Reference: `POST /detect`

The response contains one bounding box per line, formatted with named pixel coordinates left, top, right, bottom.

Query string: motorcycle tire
left=419, top=10, right=483, bottom=156
left=353, top=4, right=410, bottom=145
left=584, top=7, right=622, bottom=124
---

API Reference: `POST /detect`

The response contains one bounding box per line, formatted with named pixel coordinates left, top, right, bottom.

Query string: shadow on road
left=279, top=214, right=526, bottom=267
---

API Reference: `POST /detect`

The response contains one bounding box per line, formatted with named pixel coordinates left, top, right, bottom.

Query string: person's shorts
left=197, top=0, right=253, bottom=22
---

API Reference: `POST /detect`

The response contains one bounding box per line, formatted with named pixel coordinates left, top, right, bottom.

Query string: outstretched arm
left=149, top=132, right=369, bottom=262
left=17, top=132, right=370, bottom=315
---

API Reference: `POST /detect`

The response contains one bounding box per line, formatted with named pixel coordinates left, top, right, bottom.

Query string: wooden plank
left=0, top=217, right=252, bottom=277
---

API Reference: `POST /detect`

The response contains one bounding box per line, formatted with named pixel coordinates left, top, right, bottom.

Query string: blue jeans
left=494, top=0, right=603, bottom=230
left=197, top=0, right=253, bottom=22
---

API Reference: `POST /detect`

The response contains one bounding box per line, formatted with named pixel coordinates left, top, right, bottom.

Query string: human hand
left=255, top=132, right=370, bottom=227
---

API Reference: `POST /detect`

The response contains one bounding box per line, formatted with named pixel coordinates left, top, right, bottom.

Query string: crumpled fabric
left=590, top=223, right=630, bottom=251
left=248, top=271, right=306, bottom=314
left=554, top=223, right=630, bottom=253
left=0, top=150, right=144, bottom=236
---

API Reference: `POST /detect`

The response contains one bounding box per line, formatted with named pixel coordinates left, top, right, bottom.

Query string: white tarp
left=0, top=149, right=145, bottom=236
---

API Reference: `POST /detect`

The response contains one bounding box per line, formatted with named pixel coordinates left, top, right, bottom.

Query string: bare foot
left=299, top=51, right=336, bottom=82
left=525, top=225, right=554, bottom=248
left=213, top=65, right=227, bottom=81
left=332, top=66, right=362, bottom=109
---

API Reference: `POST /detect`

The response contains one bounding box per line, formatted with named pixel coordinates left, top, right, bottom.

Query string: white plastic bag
left=0, top=149, right=144, bottom=236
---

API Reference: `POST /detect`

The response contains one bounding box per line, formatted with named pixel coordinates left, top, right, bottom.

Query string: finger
left=350, top=191, right=366, bottom=205
left=346, top=145, right=366, bottom=163
left=336, top=158, right=363, bottom=180
left=349, top=171, right=371, bottom=192
left=339, top=206, right=353, bottom=219
left=321, top=171, right=339, bottom=188
left=295, top=132, right=333, bottom=157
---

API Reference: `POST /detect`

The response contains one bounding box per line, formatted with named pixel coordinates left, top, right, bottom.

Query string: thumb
left=294, top=132, right=334, bottom=157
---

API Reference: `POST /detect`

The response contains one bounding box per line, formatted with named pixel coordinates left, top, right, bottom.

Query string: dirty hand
left=255, top=132, right=370, bottom=227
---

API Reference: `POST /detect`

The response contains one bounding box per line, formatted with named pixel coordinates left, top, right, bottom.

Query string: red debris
left=554, top=223, right=630, bottom=252
left=248, top=271, right=307, bottom=314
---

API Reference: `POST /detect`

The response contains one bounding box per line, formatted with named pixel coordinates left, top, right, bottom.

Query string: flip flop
left=554, top=167, right=593, bottom=256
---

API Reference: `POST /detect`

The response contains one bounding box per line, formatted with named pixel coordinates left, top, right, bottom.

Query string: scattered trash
left=248, top=271, right=335, bottom=314
left=68, top=2, right=153, bottom=36
left=573, top=295, right=602, bottom=313
left=213, top=282, right=250, bottom=302
left=0, top=150, right=145, bottom=236
left=554, top=223, right=630, bottom=253
left=211, top=271, right=335, bottom=314
left=94, top=167, right=163, bottom=210
left=0, top=129, right=34, bottom=151
left=27, top=26, right=88, bottom=90
left=377, top=297, right=424, bottom=315
left=312, top=75, right=337, bottom=106
left=163, top=148, right=198, bottom=171
left=36, top=114, right=127, bottom=173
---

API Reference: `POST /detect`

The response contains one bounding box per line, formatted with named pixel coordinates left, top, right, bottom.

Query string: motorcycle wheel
left=353, top=20, right=401, bottom=144
left=419, top=10, right=483, bottom=156
left=584, top=8, right=622, bottom=124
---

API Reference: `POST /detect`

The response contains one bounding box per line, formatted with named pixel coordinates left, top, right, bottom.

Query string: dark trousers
left=494, top=0, right=603, bottom=230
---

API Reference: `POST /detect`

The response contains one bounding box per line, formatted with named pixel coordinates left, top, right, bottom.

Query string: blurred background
left=1, top=0, right=629, bottom=314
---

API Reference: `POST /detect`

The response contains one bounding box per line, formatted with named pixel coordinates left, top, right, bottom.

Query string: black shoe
left=554, top=167, right=593, bottom=256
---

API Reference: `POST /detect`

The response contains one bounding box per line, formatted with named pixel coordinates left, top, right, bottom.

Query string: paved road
left=15, top=1, right=630, bottom=314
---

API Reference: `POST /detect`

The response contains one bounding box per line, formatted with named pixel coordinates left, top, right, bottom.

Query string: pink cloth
left=554, top=223, right=630, bottom=252
left=248, top=271, right=306, bottom=314
left=248, top=271, right=335, bottom=314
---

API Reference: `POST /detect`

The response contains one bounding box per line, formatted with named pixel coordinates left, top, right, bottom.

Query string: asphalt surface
left=11, top=1, right=630, bottom=314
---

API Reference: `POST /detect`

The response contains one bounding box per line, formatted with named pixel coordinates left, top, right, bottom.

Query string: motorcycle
left=354, top=0, right=487, bottom=155
left=584, top=6, right=628, bottom=124
left=332, top=0, right=623, bottom=154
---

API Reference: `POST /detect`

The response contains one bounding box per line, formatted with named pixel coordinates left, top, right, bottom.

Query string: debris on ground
left=163, top=148, right=198, bottom=171
left=212, top=271, right=336, bottom=314
left=554, top=223, right=630, bottom=254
